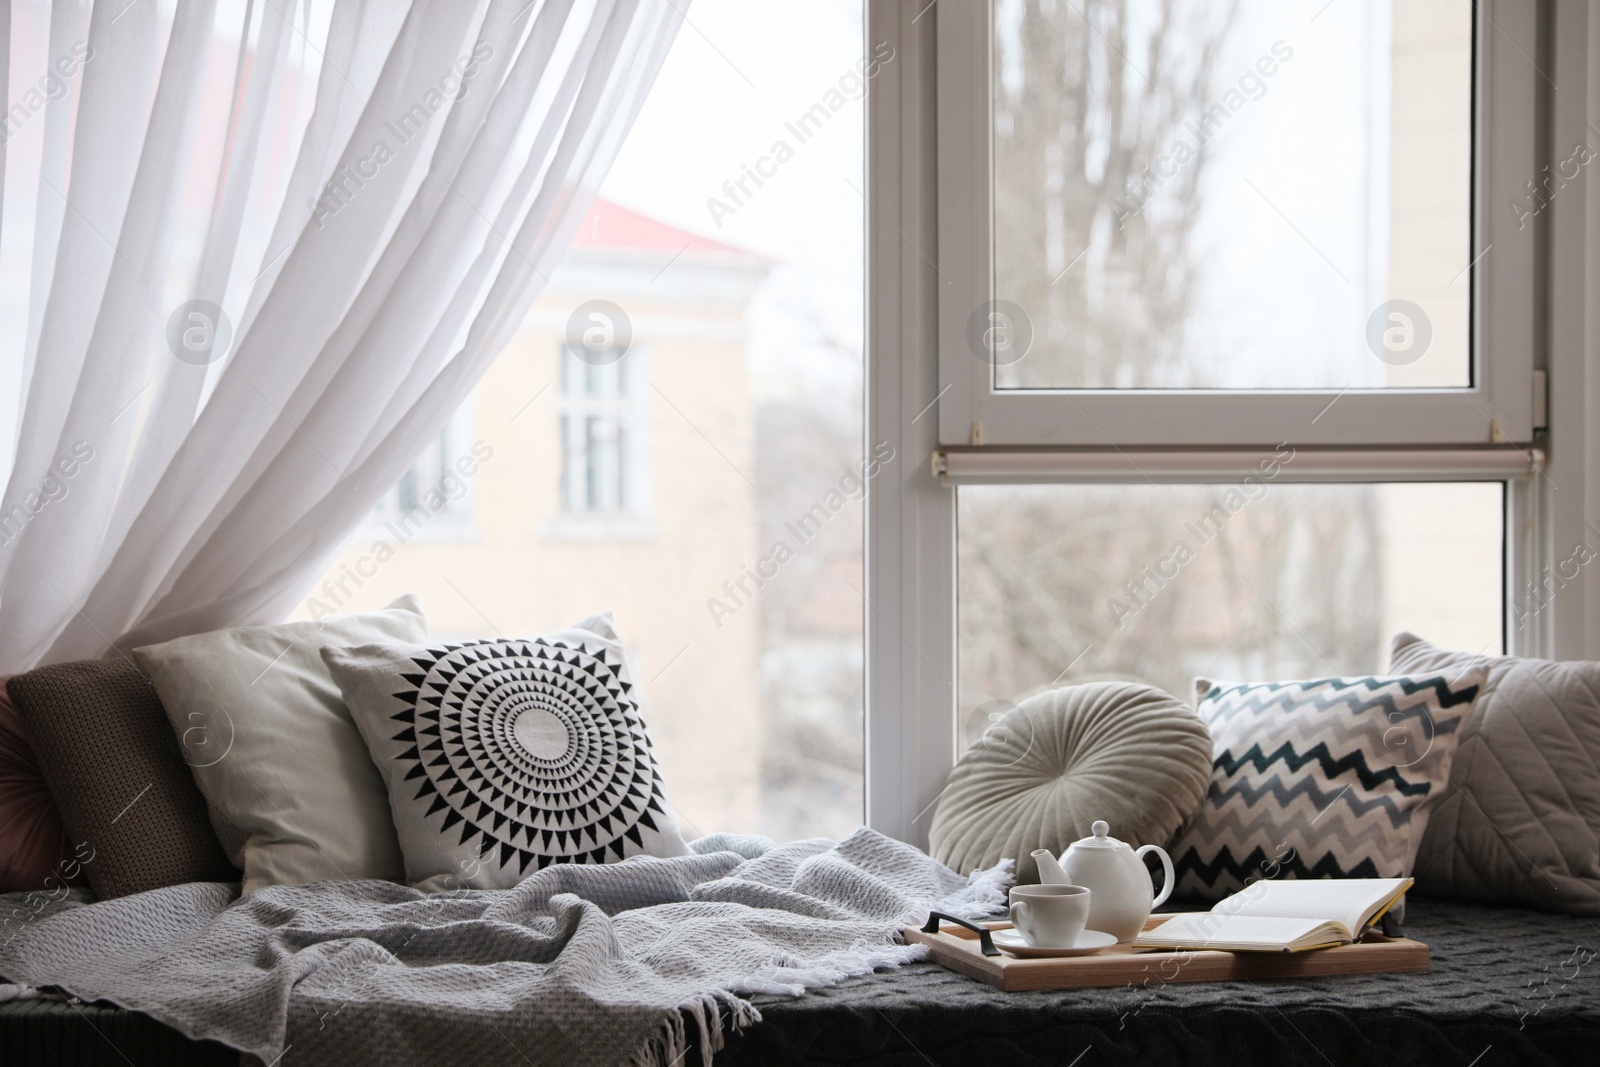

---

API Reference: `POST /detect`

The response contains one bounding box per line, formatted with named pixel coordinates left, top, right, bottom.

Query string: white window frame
left=934, top=0, right=1538, bottom=450
left=865, top=0, right=1600, bottom=847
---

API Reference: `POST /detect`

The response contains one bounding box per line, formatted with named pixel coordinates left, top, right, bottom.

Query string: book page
left=1137, top=912, right=1336, bottom=950
left=1211, top=878, right=1408, bottom=934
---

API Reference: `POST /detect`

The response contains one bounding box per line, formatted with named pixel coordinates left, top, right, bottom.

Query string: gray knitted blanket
left=0, top=829, right=1008, bottom=1067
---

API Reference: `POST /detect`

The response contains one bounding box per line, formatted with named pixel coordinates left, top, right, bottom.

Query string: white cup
left=1008, top=883, right=1091, bottom=948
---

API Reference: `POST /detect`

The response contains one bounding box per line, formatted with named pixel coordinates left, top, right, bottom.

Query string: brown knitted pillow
left=6, top=659, right=238, bottom=898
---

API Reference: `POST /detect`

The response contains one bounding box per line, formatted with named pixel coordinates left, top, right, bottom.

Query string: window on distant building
left=552, top=343, right=653, bottom=535
left=368, top=401, right=480, bottom=541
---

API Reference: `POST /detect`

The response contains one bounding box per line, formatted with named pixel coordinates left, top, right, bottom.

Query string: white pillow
left=133, top=596, right=426, bottom=892
left=322, top=612, right=690, bottom=891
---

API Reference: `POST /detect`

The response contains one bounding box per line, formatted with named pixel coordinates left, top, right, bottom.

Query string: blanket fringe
left=930, top=857, right=1013, bottom=921
left=629, top=990, right=760, bottom=1067
left=628, top=927, right=939, bottom=1066
left=735, top=938, right=924, bottom=997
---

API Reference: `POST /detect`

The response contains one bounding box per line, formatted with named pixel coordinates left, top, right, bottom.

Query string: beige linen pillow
left=133, top=596, right=426, bottom=892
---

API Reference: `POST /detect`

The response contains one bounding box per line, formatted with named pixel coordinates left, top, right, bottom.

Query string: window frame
left=932, top=0, right=1539, bottom=450
left=864, top=0, right=1594, bottom=849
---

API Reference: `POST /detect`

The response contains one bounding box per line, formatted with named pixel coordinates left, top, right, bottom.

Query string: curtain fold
left=0, top=0, right=684, bottom=672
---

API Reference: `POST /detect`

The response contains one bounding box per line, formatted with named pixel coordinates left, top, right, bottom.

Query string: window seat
left=1, top=899, right=1589, bottom=1066
left=715, top=898, right=1591, bottom=1066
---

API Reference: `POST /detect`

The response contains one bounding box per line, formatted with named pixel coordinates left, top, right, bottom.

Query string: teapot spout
left=1030, top=848, right=1071, bottom=884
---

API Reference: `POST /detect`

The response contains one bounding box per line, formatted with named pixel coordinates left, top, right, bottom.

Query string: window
left=935, top=0, right=1538, bottom=447
left=990, top=2, right=1472, bottom=392
left=553, top=344, right=653, bottom=535
left=366, top=403, right=480, bottom=542
left=864, top=0, right=1565, bottom=847
left=958, top=481, right=1506, bottom=725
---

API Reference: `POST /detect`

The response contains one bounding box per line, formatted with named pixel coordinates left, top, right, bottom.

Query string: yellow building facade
left=296, top=201, right=770, bottom=837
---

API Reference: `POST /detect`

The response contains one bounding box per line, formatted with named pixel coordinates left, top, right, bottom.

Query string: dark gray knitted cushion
left=6, top=659, right=237, bottom=898
left=929, top=682, right=1212, bottom=884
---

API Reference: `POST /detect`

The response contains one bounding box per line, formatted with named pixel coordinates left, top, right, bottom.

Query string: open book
left=1131, top=878, right=1412, bottom=953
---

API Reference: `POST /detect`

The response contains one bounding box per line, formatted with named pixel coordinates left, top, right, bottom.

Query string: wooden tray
left=904, top=914, right=1430, bottom=992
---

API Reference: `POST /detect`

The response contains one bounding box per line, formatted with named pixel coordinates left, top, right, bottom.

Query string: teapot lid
left=1072, top=820, right=1125, bottom=850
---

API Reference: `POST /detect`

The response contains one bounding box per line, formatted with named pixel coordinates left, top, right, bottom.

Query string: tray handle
left=921, top=912, right=1001, bottom=957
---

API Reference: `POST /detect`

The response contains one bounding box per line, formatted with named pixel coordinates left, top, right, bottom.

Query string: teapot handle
left=1136, top=844, right=1175, bottom=908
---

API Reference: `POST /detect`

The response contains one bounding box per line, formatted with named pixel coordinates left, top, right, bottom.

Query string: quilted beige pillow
left=929, top=682, right=1212, bottom=884
left=1390, top=632, right=1600, bottom=915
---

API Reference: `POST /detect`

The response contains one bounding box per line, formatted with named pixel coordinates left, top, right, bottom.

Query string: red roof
left=569, top=198, right=757, bottom=257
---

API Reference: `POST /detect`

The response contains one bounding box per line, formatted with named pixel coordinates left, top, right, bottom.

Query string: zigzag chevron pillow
left=324, top=613, right=690, bottom=891
left=1170, top=671, right=1486, bottom=902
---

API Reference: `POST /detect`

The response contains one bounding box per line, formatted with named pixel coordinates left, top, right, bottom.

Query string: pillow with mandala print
left=324, top=613, right=690, bottom=891
left=1169, top=671, right=1486, bottom=902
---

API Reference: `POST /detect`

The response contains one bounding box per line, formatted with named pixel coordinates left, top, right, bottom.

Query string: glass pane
left=958, top=481, right=1502, bottom=725
left=295, top=0, right=866, bottom=842
left=991, top=0, right=1472, bottom=390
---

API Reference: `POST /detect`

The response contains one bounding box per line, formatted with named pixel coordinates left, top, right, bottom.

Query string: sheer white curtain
left=0, top=0, right=683, bottom=672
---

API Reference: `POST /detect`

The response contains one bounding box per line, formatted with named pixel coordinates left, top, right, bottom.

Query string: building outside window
left=300, top=185, right=788, bottom=841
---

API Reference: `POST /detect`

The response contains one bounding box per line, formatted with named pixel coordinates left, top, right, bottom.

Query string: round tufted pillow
left=0, top=677, right=72, bottom=892
left=930, top=682, right=1213, bottom=884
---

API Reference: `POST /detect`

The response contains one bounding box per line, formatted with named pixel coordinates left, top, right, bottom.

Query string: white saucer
left=991, top=928, right=1118, bottom=958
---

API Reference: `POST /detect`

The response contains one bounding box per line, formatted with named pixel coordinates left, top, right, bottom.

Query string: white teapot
left=1031, top=820, right=1174, bottom=943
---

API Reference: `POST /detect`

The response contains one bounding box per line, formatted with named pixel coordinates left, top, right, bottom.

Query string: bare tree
left=994, top=0, right=1238, bottom=388
left=959, top=484, right=1383, bottom=712
left=959, top=2, right=1382, bottom=718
